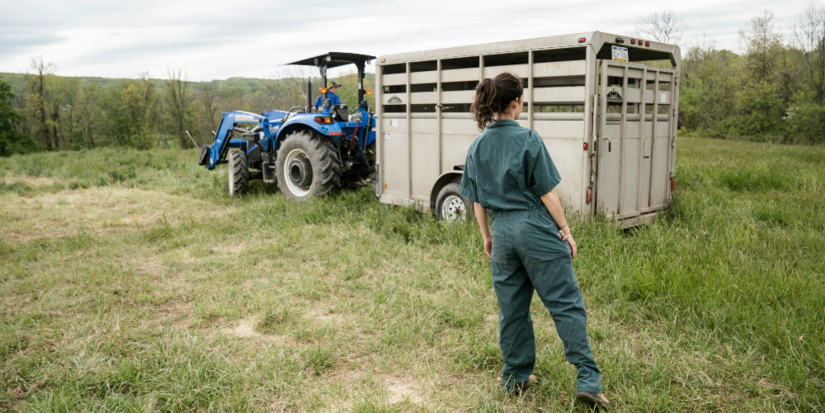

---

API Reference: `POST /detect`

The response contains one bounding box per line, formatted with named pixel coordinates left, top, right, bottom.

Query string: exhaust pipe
left=306, top=77, right=312, bottom=112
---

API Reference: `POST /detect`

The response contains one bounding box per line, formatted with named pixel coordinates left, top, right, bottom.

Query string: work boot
left=511, top=375, right=537, bottom=394
left=576, top=391, right=610, bottom=410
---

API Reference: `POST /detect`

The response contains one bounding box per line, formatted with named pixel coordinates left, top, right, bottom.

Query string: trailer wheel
left=276, top=130, right=342, bottom=201
left=435, top=183, right=474, bottom=222
left=228, top=150, right=249, bottom=197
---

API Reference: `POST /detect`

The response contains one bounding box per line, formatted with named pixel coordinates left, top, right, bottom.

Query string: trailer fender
left=429, top=171, right=464, bottom=211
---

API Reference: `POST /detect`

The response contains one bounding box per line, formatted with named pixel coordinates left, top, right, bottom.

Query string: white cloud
left=0, top=0, right=814, bottom=80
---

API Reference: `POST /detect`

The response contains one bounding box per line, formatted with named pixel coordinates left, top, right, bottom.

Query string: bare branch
left=739, top=10, right=782, bottom=83
left=794, top=1, right=825, bottom=104
left=634, top=9, right=689, bottom=44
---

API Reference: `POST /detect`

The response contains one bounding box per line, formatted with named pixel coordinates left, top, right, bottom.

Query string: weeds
left=1, top=138, right=823, bottom=411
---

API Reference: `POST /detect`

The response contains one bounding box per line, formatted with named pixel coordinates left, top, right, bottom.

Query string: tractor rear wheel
left=276, top=130, right=342, bottom=201
left=228, top=150, right=249, bottom=197
left=435, top=183, right=474, bottom=222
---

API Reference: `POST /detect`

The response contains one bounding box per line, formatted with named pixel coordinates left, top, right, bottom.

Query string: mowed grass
left=0, top=137, right=822, bottom=412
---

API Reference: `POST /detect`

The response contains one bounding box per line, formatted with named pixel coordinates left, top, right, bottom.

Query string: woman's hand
left=484, top=236, right=493, bottom=259
left=567, top=236, right=577, bottom=259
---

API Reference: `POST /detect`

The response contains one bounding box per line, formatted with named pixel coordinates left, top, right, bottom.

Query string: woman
left=458, top=73, right=610, bottom=409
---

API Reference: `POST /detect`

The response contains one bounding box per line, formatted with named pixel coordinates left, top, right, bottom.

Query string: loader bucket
left=198, top=145, right=211, bottom=166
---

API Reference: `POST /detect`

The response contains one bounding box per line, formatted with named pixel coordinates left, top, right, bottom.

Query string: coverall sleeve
left=525, top=132, right=561, bottom=197
left=459, top=151, right=479, bottom=203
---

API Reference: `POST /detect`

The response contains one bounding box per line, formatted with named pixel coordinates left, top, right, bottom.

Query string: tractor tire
left=228, top=150, right=249, bottom=197
left=435, top=182, right=475, bottom=222
left=276, top=130, right=342, bottom=201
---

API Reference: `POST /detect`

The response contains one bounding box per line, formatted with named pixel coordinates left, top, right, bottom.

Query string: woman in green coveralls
left=459, top=73, right=610, bottom=409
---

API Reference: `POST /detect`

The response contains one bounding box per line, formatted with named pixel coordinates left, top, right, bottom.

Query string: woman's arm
left=474, top=203, right=492, bottom=258
left=539, top=189, right=577, bottom=259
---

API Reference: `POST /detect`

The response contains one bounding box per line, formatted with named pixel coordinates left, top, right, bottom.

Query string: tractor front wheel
left=228, top=150, right=249, bottom=197
left=276, top=130, right=342, bottom=201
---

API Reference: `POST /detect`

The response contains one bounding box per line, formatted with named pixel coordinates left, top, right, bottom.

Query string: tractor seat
left=330, top=104, right=348, bottom=122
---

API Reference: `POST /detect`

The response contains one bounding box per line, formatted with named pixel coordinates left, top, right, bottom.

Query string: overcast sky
left=0, top=0, right=815, bottom=81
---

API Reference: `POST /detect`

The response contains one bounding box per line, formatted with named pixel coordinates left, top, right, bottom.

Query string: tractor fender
left=429, top=171, right=464, bottom=211
left=274, top=116, right=343, bottom=150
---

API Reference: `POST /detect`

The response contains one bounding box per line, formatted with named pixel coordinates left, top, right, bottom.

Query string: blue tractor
left=198, top=52, right=377, bottom=200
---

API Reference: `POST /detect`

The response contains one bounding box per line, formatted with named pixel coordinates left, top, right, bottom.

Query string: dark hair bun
left=470, top=73, right=523, bottom=131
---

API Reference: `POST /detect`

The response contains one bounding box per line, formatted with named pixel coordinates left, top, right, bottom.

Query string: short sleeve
left=525, top=132, right=561, bottom=197
left=459, top=152, right=479, bottom=203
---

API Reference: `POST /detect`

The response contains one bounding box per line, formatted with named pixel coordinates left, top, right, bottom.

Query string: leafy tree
left=739, top=11, right=783, bottom=83
left=681, top=47, right=743, bottom=137
left=101, top=74, right=157, bottom=149
left=735, top=81, right=786, bottom=138
left=334, top=72, right=376, bottom=111
left=0, top=78, right=36, bottom=156
left=785, top=94, right=825, bottom=143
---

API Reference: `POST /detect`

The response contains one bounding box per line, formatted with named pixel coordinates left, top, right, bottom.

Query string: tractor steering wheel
left=282, top=106, right=305, bottom=123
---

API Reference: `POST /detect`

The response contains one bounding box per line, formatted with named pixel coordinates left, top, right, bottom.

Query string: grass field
left=1, top=137, right=823, bottom=412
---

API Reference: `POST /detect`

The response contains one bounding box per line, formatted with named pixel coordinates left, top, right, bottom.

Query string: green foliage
left=786, top=101, right=825, bottom=144
left=680, top=8, right=825, bottom=144
left=0, top=78, right=36, bottom=156
left=734, top=81, right=786, bottom=138
left=334, top=72, right=376, bottom=110
left=1, top=69, right=377, bottom=152
left=680, top=48, right=742, bottom=138
left=100, top=75, right=157, bottom=149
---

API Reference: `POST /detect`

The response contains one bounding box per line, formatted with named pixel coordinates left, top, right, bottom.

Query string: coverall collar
left=487, top=119, right=521, bottom=128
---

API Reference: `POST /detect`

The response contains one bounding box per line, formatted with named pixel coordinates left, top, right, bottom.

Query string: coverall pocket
left=523, top=221, right=567, bottom=263
left=491, top=232, right=508, bottom=265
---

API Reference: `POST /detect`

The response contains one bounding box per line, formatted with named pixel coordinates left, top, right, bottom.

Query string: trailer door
left=595, top=60, right=677, bottom=220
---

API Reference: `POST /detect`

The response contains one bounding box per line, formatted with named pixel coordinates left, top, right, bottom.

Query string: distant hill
left=0, top=72, right=374, bottom=96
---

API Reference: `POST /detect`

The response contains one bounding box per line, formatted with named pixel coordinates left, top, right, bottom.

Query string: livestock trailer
left=375, top=31, right=681, bottom=226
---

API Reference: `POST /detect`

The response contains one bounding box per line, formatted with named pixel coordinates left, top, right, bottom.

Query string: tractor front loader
left=198, top=52, right=377, bottom=201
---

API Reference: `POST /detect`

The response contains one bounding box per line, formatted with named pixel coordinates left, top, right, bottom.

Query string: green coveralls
left=459, top=120, right=602, bottom=394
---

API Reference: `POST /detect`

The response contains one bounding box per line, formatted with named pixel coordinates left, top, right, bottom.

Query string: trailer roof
left=377, top=31, right=680, bottom=67
left=287, top=52, right=376, bottom=68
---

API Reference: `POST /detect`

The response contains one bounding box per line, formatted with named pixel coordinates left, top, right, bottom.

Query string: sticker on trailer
left=611, top=46, right=629, bottom=62
left=660, top=92, right=667, bottom=103
left=388, top=95, right=403, bottom=104
left=383, top=133, right=391, bottom=141
left=389, top=119, right=398, bottom=127
left=606, top=89, right=623, bottom=103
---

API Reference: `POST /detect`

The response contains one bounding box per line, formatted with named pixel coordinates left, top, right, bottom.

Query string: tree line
left=651, top=4, right=825, bottom=143
left=2, top=4, right=825, bottom=156
left=0, top=64, right=374, bottom=156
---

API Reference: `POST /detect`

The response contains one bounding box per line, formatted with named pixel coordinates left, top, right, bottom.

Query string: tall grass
left=0, top=137, right=822, bottom=411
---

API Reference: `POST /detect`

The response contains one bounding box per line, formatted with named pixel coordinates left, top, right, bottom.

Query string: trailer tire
left=228, top=150, right=249, bottom=197
left=435, top=183, right=474, bottom=222
left=276, top=130, right=342, bottom=201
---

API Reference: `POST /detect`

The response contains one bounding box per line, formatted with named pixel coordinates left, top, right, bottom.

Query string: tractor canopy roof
left=286, top=52, right=376, bottom=68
